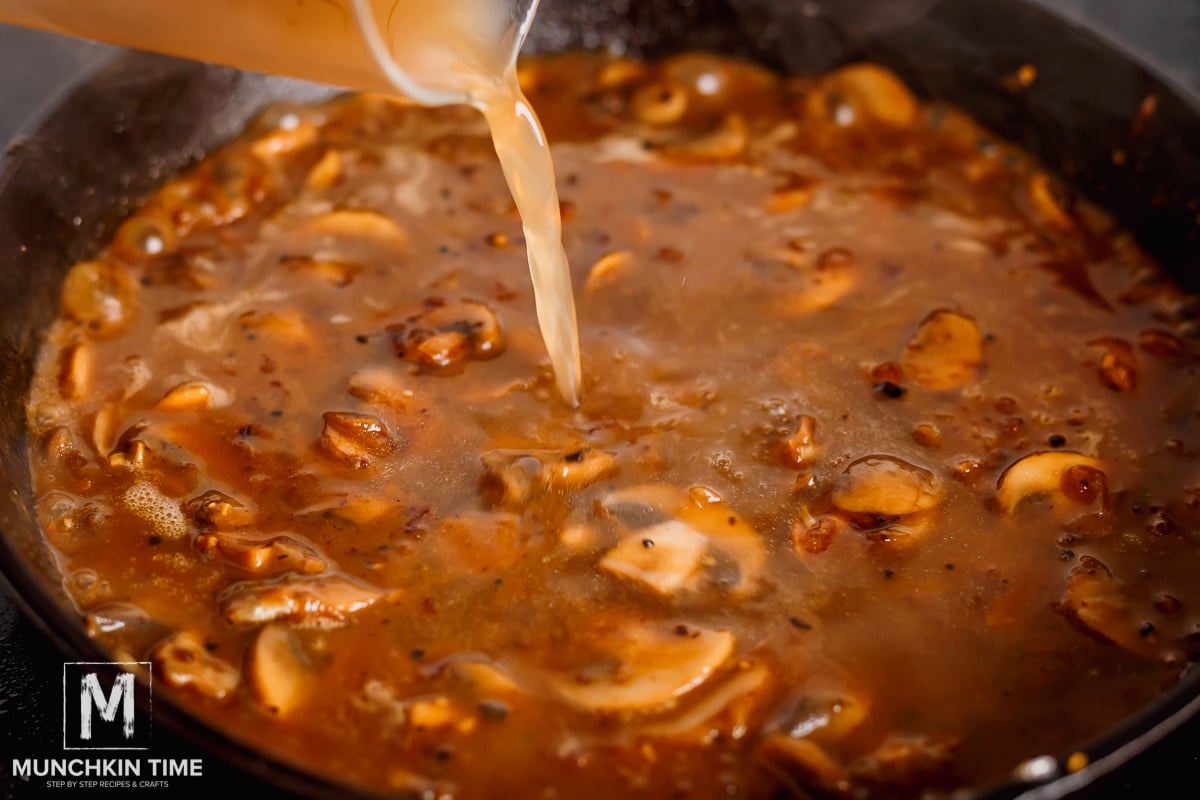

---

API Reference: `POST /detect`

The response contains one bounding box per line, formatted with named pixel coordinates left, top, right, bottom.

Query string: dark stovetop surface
left=1, top=1, right=1198, bottom=798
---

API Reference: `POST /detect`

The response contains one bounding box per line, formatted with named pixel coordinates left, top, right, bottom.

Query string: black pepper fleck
left=270, top=409, right=283, bottom=418
left=788, top=617, right=812, bottom=631
left=1049, top=434, right=1066, bottom=448
left=355, top=334, right=369, bottom=344
left=148, top=536, right=162, bottom=546
left=642, top=539, right=655, bottom=549
left=883, top=569, right=895, bottom=579
left=873, top=381, right=907, bottom=399
left=1139, top=622, right=1156, bottom=638
left=410, top=648, right=425, bottom=661
left=564, top=450, right=584, bottom=463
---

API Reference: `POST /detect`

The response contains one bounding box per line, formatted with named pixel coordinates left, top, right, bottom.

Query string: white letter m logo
left=80, top=672, right=135, bottom=740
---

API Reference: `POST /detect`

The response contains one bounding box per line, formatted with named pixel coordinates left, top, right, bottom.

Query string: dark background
left=1, top=0, right=1198, bottom=797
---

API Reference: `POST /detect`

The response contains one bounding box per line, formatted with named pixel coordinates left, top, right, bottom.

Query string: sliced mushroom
left=791, top=507, right=847, bottom=555
left=238, top=309, right=314, bottom=346
left=481, top=448, right=618, bottom=507
left=599, top=520, right=708, bottom=595
left=662, top=113, right=748, bottom=162
left=347, top=366, right=413, bottom=410
left=833, top=456, right=944, bottom=516
left=585, top=251, right=635, bottom=292
left=319, top=411, right=395, bottom=468
left=245, top=623, right=316, bottom=716
left=58, top=341, right=93, bottom=401
left=390, top=299, right=505, bottom=372
left=995, top=451, right=1105, bottom=514
left=196, top=532, right=327, bottom=575
left=549, top=623, right=735, bottom=714
left=282, top=256, right=358, bottom=287
left=449, top=658, right=522, bottom=696
left=677, top=503, right=766, bottom=597
left=631, top=81, right=689, bottom=126
left=152, top=631, right=239, bottom=701
left=185, top=490, right=257, bottom=530
left=901, top=310, right=984, bottom=391
left=220, top=575, right=384, bottom=626
left=156, top=380, right=230, bottom=412
left=771, top=688, right=870, bottom=744
left=759, top=736, right=849, bottom=798
left=807, top=63, right=918, bottom=128
left=250, top=121, right=319, bottom=161
left=304, top=149, right=342, bottom=190
left=779, top=248, right=859, bottom=313
left=544, top=448, right=618, bottom=491
left=640, top=663, right=769, bottom=741
left=1058, top=556, right=1158, bottom=657
left=296, top=209, right=408, bottom=250
left=61, top=260, right=138, bottom=337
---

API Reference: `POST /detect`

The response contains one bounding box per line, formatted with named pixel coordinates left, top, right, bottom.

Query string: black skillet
left=0, top=0, right=1198, bottom=797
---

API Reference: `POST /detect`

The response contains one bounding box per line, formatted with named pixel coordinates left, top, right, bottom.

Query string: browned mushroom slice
left=347, top=366, right=413, bottom=410
left=185, top=490, right=257, bottom=530
left=390, top=299, right=505, bottom=372
left=661, top=113, right=748, bottom=162
left=1058, top=556, right=1158, bottom=657
left=319, top=411, right=395, bottom=468
left=60, top=259, right=139, bottom=337
left=544, top=448, right=618, bottom=491
left=846, top=734, right=960, bottom=789
left=304, top=149, right=342, bottom=190
left=245, top=624, right=316, bottom=716
left=901, top=310, right=984, bottom=391
left=448, top=658, right=522, bottom=696
left=759, top=736, right=850, bottom=798
left=806, top=63, right=918, bottom=128
left=152, top=631, right=239, bottom=701
left=220, top=575, right=384, bottom=626
left=771, top=687, right=870, bottom=744
left=295, top=209, right=408, bottom=253
left=599, top=520, right=708, bottom=595
left=779, top=249, right=859, bottom=313
left=196, top=532, right=327, bottom=575
left=1087, top=337, right=1138, bottom=392
left=640, top=662, right=769, bottom=741
left=548, top=623, right=735, bottom=714
left=58, top=341, right=93, bottom=401
left=676, top=503, right=766, bottom=597
left=482, top=448, right=618, bottom=507
left=156, top=380, right=232, bottom=412
left=790, top=507, right=848, bottom=555
left=833, top=456, right=944, bottom=516
left=995, top=451, right=1105, bottom=514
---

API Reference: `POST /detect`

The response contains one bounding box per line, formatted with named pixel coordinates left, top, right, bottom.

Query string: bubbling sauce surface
left=25, top=53, right=1200, bottom=799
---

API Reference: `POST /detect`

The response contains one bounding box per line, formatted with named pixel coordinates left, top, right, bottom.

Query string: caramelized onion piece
left=631, top=81, right=689, bottom=125
left=549, top=623, right=735, bottom=714
left=833, top=456, right=944, bottom=516
left=246, top=623, right=316, bottom=716
left=995, top=451, right=1105, bottom=514
left=297, top=209, right=408, bottom=249
left=152, top=631, right=239, bottom=701
left=220, top=575, right=384, bottom=626
left=58, top=341, right=93, bottom=401
left=599, top=520, right=708, bottom=595
left=901, top=310, right=984, bottom=391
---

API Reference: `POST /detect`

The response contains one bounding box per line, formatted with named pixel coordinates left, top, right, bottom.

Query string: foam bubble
left=123, top=481, right=188, bottom=540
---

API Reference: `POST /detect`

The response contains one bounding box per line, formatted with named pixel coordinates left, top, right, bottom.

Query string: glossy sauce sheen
left=25, top=54, right=1200, bottom=799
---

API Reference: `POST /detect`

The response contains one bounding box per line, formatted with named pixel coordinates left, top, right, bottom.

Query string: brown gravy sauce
left=24, top=53, right=1200, bottom=799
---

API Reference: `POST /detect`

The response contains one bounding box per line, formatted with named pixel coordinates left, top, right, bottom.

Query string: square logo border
left=62, top=661, right=153, bottom=752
